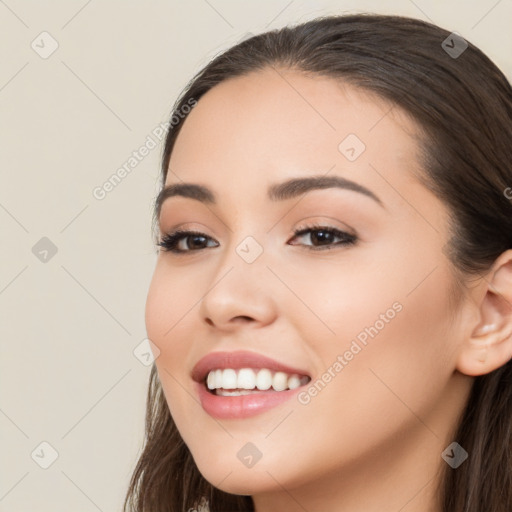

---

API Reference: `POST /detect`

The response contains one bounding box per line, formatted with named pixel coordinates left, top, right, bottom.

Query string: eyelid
left=159, top=221, right=215, bottom=237
left=292, top=215, right=356, bottom=236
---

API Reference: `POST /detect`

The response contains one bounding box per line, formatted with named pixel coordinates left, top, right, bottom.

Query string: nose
left=199, top=246, right=278, bottom=332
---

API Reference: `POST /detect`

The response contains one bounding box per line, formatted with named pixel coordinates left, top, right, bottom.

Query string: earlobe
left=456, top=250, right=512, bottom=377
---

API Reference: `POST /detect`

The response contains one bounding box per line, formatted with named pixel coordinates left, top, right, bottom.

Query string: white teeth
left=237, top=368, right=256, bottom=389
left=214, top=369, right=223, bottom=388
left=207, top=371, right=215, bottom=390
left=287, top=374, right=301, bottom=390
left=256, top=369, right=272, bottom=390
left=205, top=368, right=309, bottom=393
left=272, top=371, right=288, bottom=391
left=216, top=389, right=260, bottom=396
left=222, top=369, right=237, bottom=389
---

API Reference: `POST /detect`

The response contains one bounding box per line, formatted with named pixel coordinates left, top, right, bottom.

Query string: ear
left=456, top=249, right=512, bottom=376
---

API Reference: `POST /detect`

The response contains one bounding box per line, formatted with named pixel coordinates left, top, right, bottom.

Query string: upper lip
left=191, top=350, right=311, bottom=383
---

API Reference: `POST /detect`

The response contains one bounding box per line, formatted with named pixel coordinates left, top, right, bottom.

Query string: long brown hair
left=124, top=14, right=512, bottom=511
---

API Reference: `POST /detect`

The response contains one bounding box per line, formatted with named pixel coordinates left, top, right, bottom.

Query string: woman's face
left=145, top=69, right=473, bottom=500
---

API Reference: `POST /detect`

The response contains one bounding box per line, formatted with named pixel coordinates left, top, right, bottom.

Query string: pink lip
left=195, top=382, right=303, bottom=419
left=191, top=350, right=311, bottom=419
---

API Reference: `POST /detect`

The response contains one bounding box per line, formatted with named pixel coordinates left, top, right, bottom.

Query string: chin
left=198, top=466, right=276, bottom=495
left=193, top=444, right=315, bottom=497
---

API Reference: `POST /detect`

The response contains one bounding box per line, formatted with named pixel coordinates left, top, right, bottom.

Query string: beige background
left=0, top=1, right=510, bottom=510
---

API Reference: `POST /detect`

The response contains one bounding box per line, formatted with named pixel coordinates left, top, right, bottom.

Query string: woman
left=124, top=13, right=512, bottom=512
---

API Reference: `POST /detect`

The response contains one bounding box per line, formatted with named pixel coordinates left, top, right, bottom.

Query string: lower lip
left=196, top=381, right=302, bottom=419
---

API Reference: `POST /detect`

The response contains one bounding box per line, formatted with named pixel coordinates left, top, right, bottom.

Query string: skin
left=145, top=68, right=512, bottom=512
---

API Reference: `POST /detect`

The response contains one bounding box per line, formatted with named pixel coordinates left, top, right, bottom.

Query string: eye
left=157, top=229, right=219, bottom=253
left=289, top=223, right=357, bottom=251
left=157, top=224, right=357, bottom=254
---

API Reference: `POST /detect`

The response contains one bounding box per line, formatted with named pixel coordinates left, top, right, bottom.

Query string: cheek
left=145, top=265, right=228, bottom=447
left=144, top=268, right=197, bottom=415
left=281, top=254, right=402, bottom=365
left=145, top=264, right=199, bottom=345
left=289, top=225, right=455, bottom=373
left=275, top=259, right=457, bottom=459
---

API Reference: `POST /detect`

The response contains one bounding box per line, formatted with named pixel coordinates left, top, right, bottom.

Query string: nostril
left=233, top=316, right=253, bottom=323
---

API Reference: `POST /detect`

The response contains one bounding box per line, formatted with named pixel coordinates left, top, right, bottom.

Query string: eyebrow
left=155, top=175, right=383, bottom=218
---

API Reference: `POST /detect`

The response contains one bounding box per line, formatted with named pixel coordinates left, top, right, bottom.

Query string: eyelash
left=157, top=223, right=357, bottom=254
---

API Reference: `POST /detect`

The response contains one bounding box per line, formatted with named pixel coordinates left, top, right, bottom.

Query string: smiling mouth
left=205, top=368, right=311, bottom=396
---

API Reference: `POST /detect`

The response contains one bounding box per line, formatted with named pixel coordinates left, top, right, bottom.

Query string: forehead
left=164, top=67, right=430, bottom=222
left=168, top=67, right=420, bottom=180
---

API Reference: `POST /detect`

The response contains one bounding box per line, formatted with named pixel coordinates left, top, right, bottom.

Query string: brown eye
left=157, top=230, right=218, bottom=253
left=289, top=225, right=357, bottom=250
